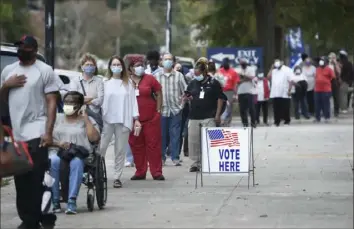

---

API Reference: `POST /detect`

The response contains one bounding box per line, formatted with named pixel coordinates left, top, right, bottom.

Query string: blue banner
left=207, top=47, right=263, bottom=71
left=286, top=27, right=305, bottom=68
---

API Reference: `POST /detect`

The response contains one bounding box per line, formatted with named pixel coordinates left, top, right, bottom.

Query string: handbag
left=79, top=80, right=103, bottom=131
left=0, top=125, right=33, bottom=178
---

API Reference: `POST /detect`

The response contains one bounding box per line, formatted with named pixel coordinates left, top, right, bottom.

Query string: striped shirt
left=155, top=70, right=187, bottom=116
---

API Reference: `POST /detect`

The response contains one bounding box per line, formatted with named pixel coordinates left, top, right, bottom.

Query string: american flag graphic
left=207, top=129, right=240, bottom=147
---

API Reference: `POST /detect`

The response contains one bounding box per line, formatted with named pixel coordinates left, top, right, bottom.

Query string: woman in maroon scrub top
left=127, top=57, right=165, bottom=180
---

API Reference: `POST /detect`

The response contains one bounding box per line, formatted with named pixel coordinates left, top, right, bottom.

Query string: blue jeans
left=50, top=153, right=84, bottom=202
left=161, top=112, right=182, bottom=161
left=314, top=92, right=331, bottom=121
left=126, top=144, right=134, bottom=163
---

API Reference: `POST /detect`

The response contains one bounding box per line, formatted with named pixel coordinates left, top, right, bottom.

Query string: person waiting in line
left=218, top=57, right=239, bottom=126
left=155, top=53, right=187, bottom=166
left=185, top=61, right=224, bottom=172
left=237, top=58, right=257, bottom=128
left=100, top=56, right=141, bottom=188
left=267, top=59, right=293, bottom=126
left=302, top=57, right=317, bottom=116
left=290, top=66, right=310, bottom=120
left=208, top=61, right=225, bottom=87
left=338, top=50, right=354, bottom=114
left=314, top=57, right=335, bottom=123
left=128, top=57, right=165, bottom=180
left=328, top=52, right=341, bottom=117
left=67, top=53, right=104, bottom=114
left=49, top=91, right=100, bottom=214
left=145, top=50, right=163, bottom=76
left=255, top=73, right=270, bottom=125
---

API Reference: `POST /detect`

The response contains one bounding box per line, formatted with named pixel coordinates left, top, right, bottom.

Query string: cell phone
left=184, top=91, right=191, bottom=96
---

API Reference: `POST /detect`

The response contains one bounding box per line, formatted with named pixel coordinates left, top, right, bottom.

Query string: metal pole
left=165, top=0, right=172, bottom=53
left=115, top=0, right=121, bottom=56
left=44, top=0, right=55, bottom=68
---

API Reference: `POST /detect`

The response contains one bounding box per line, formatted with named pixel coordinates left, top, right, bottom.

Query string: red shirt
left=218, top=67, right=240, bottom=91
left=315, top=66, right=335, bottom=92
left=136, top=74, right=162, bottom=122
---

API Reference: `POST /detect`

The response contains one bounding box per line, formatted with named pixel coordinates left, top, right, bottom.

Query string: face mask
left=319, top=60, right=325, bottom=66
left=111, top=66, right=122, bottom=74
left=162, top=60, right=173, bottom=69
left=274, top=61, right=281, bottom=68
left=17, top=49, right=34, bottom=62
left=82, top=66, right=96, bottom=76
left=305, top=61, right=311, bottom=66
left=134, top=66, right=145, bottom=76
left=194, top=75, right=204, bottom=81
left=63, top=104, right=77, bottom=116
left=241, top=63, right=247, bottom=69
left=223, top=63, right=230, bottom=69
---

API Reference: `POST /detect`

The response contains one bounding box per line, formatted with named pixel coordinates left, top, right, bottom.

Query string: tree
left=55, top=0, right=120, bottom=69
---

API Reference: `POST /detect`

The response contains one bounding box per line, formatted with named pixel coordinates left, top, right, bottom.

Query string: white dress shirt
left=270, top=65, right=293, bottom=99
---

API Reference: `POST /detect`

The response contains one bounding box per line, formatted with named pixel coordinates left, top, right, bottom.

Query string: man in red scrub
left=218, top=57, right=240, bottom=126
left=128, top=57, right=165, bottom=180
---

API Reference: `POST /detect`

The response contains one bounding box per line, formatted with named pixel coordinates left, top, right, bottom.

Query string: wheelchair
left=59, top=145, right=108, bottom=212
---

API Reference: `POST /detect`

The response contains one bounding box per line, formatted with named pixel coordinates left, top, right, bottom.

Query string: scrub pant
left=161, top=112, right=182, bottom=162
left=100, top=122, right=130, bottom=180
left=129, top=113, right=163, bottom=177
left=238, top=93, right=256, bottom=126
left=272, top=98, right=291, bottom=125
left=14, top=138, right=55, bottom=229
left=314, top=92, right=331, bottom=121
left=188, top=118, right=215, bottom=167
left=50, top=153, right=84, bottom=202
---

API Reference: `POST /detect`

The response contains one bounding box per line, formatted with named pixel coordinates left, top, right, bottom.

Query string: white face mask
left=319, top=60, right=325, bottom=66
left=274, top=61, right=281, bottom=68
left=63, top=105, right=77, bottom=116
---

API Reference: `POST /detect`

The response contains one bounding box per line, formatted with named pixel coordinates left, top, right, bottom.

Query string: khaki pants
left=339, top=82, right=349, bottom=110
left=188, top=118, right=215, bottom=166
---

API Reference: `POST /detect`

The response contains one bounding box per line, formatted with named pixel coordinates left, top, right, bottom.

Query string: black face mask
left=241, top=64, right=247, bottom=69
left=17, top=49, right=35, bottom=62
left=223, top=63, right=230, bottom=69
left=150, top=65, right=158, bottom=72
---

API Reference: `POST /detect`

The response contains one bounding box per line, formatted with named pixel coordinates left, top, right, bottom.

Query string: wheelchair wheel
left=95, top=156, right=107, bottom=209
left=87, top=189, right=95, bottom=212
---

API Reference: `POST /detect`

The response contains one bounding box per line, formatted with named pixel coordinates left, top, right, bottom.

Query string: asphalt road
left=1, top=115, right=353, bottom=228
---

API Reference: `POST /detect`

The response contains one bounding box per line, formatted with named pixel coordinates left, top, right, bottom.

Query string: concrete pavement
left=1, top=117, right=353, bottom=228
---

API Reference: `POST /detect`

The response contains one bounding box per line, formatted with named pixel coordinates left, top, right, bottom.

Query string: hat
left=339, top=50, right=348, bottom=56
left=14, top=35, right=38, bottom=49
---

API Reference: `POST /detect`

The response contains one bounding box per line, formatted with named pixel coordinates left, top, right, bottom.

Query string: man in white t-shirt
left=0, top=35, right=58, bottom=229
left=267, top=59, right=293, bottom=126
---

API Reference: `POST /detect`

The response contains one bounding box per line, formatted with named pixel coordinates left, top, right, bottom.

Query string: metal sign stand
left=195, top=126, right=255, bottom=189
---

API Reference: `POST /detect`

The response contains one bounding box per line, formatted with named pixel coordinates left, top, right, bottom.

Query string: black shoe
left=113, top=179, right=122, bottom=188
left=130, top=175, right=146, bottom=180
left=17, top=223, right=41, bottom=229
left=153, top=175, right=165, bottom=180
left=251, top=123, right=257, bottom=128
left=243, top=123, right=249, bottom=127
left=189, top=166, right=200, bottom=172
left=184, top=151, right=189, bottom=157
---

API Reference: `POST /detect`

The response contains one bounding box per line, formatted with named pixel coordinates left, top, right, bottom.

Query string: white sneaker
left=124, top=162, right=134, bottom=167
left=342, top=110, right=348, bottom=114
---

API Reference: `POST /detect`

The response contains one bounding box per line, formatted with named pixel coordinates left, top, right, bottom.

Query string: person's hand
left=4, top=74, right=27, bottom=88
left=84, top=97, right=93, bottom=104
left=59, top=142, right=71, bottom=150
left=39, top=133, right=53, bottom=147
left=133, top=120, right=142, bottom=136
left=287, top=91, right=291, bottom=96
left=214, top=115, right=221, bottom=125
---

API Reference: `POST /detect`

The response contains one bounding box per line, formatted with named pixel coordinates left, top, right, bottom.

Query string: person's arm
left=178, top=72, right=188, bottom=100
left=233, top=71, right=240, bottom=95
left=242, top=68, right=256, bottom=82
left=85, top=115, right=100, bottom=142
left=151, top=77, right=162, bottom=112
left=89, top=79, right=104, bottom=106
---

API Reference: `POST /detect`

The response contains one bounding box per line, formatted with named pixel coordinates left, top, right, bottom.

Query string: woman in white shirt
left=302, top=57, right=316, bottom=115
left=290, top=66, right=310, bottom=119
left=100, top=56, right=141, bottom=188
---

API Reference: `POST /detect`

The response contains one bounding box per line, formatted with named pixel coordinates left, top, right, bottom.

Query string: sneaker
left=113, top=179, right=122, bottom=188
left=65, top=199, right=77, bottom=215
left=130, top=175, right=146, bottom=180
left=189, top=166, right=200, bottom=172
left=124, top=161, right=134, bottom=167
left=153, top=175, right=165, bottom=180
left=52, top=202, right=62, bottom=213
left=342, top=110, right=348, bottom=114
left=172, top=160, right=181, bottom=166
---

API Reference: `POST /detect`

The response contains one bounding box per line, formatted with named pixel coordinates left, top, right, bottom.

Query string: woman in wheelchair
left=49, top=91, right=100, bottom=214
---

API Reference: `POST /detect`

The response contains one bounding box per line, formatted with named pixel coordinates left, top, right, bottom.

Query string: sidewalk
left=1, top=119, right=353, bottom=228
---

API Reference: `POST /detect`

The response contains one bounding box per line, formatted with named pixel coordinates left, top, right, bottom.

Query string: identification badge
left=135, top=89, right=140, bottom=96
left=199, top=91, right=205, bottom=99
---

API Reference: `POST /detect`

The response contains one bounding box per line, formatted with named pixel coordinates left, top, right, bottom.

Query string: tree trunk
left=254, top=0, right=276, bottom=73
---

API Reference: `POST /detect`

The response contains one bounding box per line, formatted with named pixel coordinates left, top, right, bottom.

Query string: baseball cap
left=14, top=35, right=38, bottom=49
left=339, top=50, right=348, bottom=56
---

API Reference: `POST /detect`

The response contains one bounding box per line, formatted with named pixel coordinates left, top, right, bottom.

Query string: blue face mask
left=82, top=66, right=96, bottom=76
left=111, top=66, right=122, bottom=74
left=163, top=60, right=173, bottom=69
left=134, top=66, right=145, bottom=77
left=194, top=75, right=204, bottom=81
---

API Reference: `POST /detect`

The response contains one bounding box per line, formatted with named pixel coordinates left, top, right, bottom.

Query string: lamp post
left=165, top=0, right=172, bottom=53
left=44, top=0, right=55, bottom=68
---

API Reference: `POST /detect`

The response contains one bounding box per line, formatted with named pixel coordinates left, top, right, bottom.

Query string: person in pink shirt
left=218, top=58, right=240, bottom=126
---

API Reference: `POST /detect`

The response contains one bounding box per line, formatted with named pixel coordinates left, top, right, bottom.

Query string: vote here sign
left=201, top=128, right=250, bottom=174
